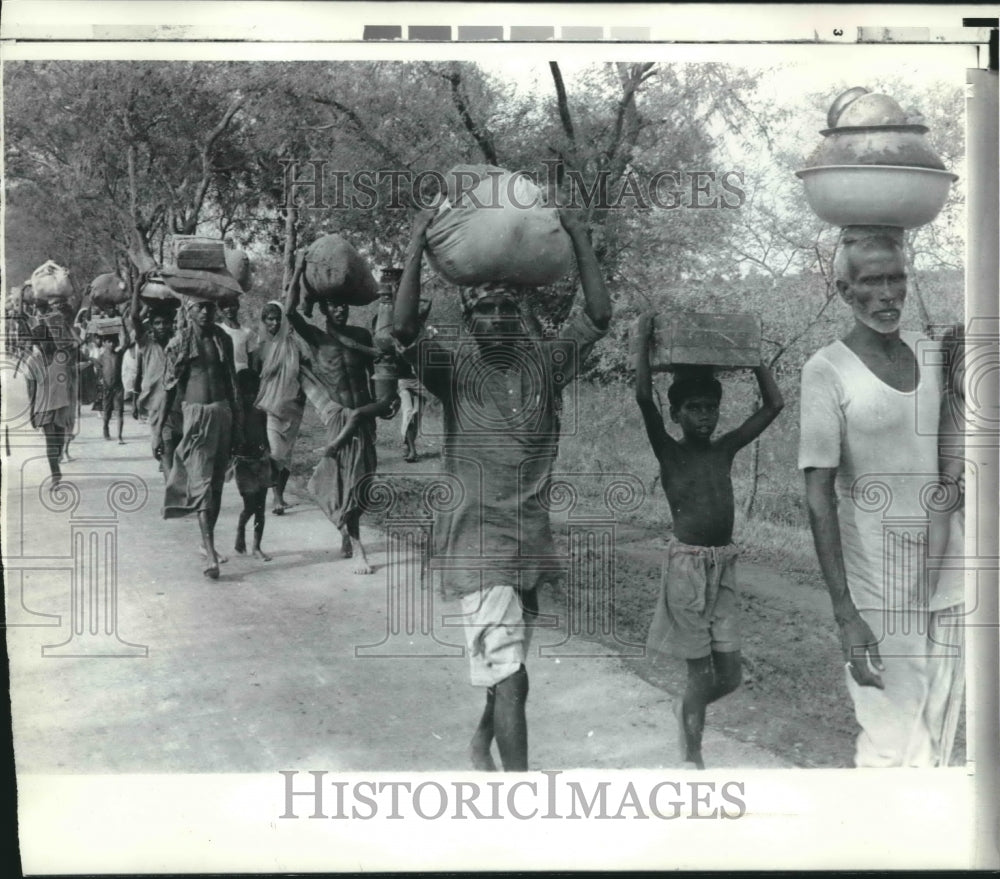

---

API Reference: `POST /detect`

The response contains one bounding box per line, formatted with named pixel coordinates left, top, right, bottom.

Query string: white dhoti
left=925, top=604, right=965, bottom=766
left=398, top=377, right=422, bottom=440
left=924, top=510, right=966, bottom=766
left=847, top=608, right=935, bottom=768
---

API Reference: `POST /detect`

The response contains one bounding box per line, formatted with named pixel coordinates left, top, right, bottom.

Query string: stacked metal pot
left=796, top=87, right=957, bottom=229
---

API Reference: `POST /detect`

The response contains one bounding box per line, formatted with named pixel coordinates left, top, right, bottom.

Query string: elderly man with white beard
left=799, top=226, right=944, bottom=767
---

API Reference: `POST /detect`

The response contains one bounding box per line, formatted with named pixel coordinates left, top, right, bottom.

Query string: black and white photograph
left=2, top=2, right=997, bottom=872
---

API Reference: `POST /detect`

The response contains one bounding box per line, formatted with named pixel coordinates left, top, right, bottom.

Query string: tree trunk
left=127, top=226, right=157, bottom=275
left=281, top=204, right=298, bottom=291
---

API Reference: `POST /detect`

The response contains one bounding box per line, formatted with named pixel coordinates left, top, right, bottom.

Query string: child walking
left=634, top=312, right=783, bottom=769
left=232, top=369, right=276, bottom=561
left=97, top=333, right=127, bottom=444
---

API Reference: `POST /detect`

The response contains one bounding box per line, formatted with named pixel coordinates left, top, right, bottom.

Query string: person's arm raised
left=283, top=252, right=313, bottom=339
left=558, top=206, right=611, bottom=331
left=128, top=280, right=146, bottom=345
left=393, top=209, right=436, bottom=347
left=720, top=363, right=784, bottom=452
left=634, top=312, right=673, bottom=459
left=804, top=467, right=884, bottom=689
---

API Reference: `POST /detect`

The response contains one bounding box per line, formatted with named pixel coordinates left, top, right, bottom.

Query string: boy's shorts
left=646, top=539, right=741, bottom=660
left=460, top=585, right=538, bottom=687
left=102, top=386, right=125, bottom=415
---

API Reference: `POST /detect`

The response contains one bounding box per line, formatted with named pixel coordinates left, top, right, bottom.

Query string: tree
left=5, top=61, right=262, bottom=284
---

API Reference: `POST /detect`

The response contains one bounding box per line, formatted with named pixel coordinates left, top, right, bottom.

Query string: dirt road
left=3, top=371, right=800, bottom=774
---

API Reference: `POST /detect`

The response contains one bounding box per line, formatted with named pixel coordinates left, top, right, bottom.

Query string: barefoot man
left=285, top=256, right=393, bottom=574
left=156, top=296, right=242, bottom=580
left=393, top=205, right=611, bottom=771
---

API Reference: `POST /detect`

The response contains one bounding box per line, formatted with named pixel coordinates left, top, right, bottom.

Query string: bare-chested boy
left=285, top=258, right=394, bottom=574
left=155, top=298, right=242, bottom=579
left=635, top=312, right=783, bottom=768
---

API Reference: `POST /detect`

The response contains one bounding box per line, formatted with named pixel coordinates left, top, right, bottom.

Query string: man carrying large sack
left=392, top=204, right=611, bottom=772
left=284, top=256, right=394, bottom=575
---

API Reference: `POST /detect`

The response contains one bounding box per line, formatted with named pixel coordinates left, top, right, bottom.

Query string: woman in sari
left=255, top=301, right=306, bottom=514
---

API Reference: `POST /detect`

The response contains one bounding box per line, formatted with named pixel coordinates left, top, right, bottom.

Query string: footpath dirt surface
left=3, top=371, right=860, bottom=775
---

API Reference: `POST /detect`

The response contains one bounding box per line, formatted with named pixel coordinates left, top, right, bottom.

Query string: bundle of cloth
left=425, top=164, right=574, bottom=288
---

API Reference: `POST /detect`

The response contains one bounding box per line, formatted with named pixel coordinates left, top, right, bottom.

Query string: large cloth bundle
left=224, top=247, right=252, bottom=292
left=301, top=234, right=377, bottom=307
left=425, top=164, right=574, bottom=287
left=30, top=261, right=73, bottom=302
left=89, top=273, right=129, bottom=308
left=159, top=269, right=242, bottom=305
left=160, top=237, right=244, bottom=305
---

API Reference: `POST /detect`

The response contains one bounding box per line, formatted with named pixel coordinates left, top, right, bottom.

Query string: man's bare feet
left=201, top=547, right=229, bottom=564
left=252, top=548, right=272, bottom=562
left=345, top=536, right=372, bottom=573
left=118, top=439, right=126, bottom=445
left=203, top=562, right=220, bottom=580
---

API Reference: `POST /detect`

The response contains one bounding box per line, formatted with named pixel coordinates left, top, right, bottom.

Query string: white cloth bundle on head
left=31, top=261, right=73, bottom=302
left=426, top=165, right=573, bottom=287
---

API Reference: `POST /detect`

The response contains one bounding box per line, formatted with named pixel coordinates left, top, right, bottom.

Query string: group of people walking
left=11, top=211, right=966, bottom=773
